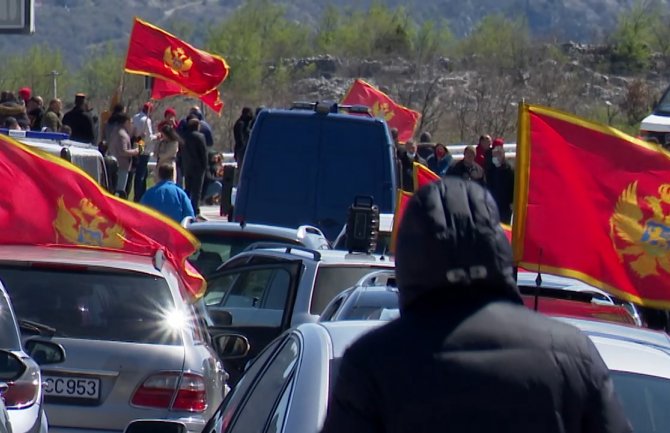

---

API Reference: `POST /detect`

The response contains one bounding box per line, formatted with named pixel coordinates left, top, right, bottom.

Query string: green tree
left=0, top=45, right=71, bottom=101
left=76, top=43, right=126, bottom=107
left=455, top=14, right=530, bottom=72
left=205, top=0, right=311, bottom=99
left=609, top=0, right=656, bottom=72
left=314, top=2, right=415, bottom=59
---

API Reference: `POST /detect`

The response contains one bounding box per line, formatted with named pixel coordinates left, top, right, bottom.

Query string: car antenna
left=380, top=244, right=388, bottom=261
left=534, top=249, right=543, bottom=312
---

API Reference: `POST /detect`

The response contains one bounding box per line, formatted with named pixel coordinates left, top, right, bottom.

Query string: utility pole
left=48, top=70, right=60, bottom=99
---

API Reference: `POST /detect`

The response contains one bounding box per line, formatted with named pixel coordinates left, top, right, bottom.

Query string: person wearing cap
left=62, top=93, right=95, bottom=143
left=17, top=87, right=31, bottom=106
left=320, top=177, right=632, bottom=433
left=179, top=106, right=213, bottom=147
left=131, top=102, right=158, bottom=202
left=157, top=107, right=178, bottom=134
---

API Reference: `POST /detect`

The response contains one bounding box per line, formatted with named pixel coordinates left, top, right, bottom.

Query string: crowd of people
left=393, top=129, right=515, bottom=224
left=2, top=86, right=514, bottom=225
left=0, top=87, right=240, bottom=223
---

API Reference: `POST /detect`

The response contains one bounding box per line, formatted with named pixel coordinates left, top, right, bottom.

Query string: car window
left=611, top=371, right=670, bottom=432
left=189, top=233, right=302, bottom=275
left=310, top=265, right=390, bottom=315
left=207, top=267, right=294, bottom=327
left=0, top=291, right=20, bottom=350
left=218, top=337, right=286, bottom=433
left=229, top=337, right=300, bottom=433
left=265, top=375, right=293, bottom=433
left=0, top=266, right=180, bottom=345
left=320, top=294, right=346, bottom=322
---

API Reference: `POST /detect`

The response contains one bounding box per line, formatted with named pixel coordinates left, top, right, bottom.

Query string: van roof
left=259, top=108, right=388, bottom=126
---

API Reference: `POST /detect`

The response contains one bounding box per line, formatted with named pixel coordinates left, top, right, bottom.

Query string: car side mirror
left=24, top=339, right=66, bottom=365
left=209, top=310, right=233, bottom=326
left=124, top=420, right=187, bottom=433
left=211, top=332, right=250, bottom=360
left=0, top=350, right=26, bottom=382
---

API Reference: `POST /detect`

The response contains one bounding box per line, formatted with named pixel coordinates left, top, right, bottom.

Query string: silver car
left=0, top=281, right=65, bottom=433
left=0, top=246, right=228, bottom=433
left=195, top=318, right=670, bottom=433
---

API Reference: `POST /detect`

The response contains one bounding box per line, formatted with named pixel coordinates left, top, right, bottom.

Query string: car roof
left=312, top=250, right=394, bottom=266
left=558, top=316, right=670, bottom=349
left=517, top=272, right=602, bottom=290
left=315, top=320, right=385, bottom=358
left=188, top=220, right=326, bottom=240
left=231, top=247, right=394, bottom=266
left=559, top=317, right=670, bottom=378
left=0, top=245, right=162, bottom=276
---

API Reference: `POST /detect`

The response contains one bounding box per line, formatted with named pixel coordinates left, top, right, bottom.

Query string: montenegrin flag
left=413, top=162, right=440, bottom=192
left=514, top=103, right=670, bottom=308
left=342, top=79, right=420, bottom=143
left=0, top=133, right=206, bottom=299
left=390, top=163, right=440, bottom=252
left=151, top=78, right=224, bottom=115
left=125, top=17, right=229, bottom=95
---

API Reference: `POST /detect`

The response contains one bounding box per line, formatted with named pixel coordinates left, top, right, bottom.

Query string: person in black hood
left=320, top=177, right=632, bottom=433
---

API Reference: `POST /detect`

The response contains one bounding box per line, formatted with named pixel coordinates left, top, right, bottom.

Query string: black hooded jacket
left=320, top=178, right=631, bottom=433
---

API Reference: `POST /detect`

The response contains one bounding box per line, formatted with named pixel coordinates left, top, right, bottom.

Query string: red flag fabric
left=0, top=133, right=205, bottom=299
left=124, top=17, right=229, bottom=95
left=151, top=78, right=224, bottom=115
left=342, top=79, right=420, bottom=143
left=514, top=103, right=670, bottom=308
left=413, top=162, right=440, bottom=191
left=390, top=190, right=413, bottom=253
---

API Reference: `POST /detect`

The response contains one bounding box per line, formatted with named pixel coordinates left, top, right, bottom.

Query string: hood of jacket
left=395, top=177, right=521, bottom=313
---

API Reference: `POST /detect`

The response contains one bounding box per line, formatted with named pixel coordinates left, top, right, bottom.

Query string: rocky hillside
left=2, top=0, right=667, bottom=65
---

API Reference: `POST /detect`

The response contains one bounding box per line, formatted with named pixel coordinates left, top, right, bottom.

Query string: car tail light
left=172, top=373, right=207, bottom=412
left=3, top=380, right=39, bottom=409
left=131, top=373, right=206, bottom=413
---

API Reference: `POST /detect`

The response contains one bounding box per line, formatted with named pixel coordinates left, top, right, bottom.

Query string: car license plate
left=43, top=376, right=100, bottom=400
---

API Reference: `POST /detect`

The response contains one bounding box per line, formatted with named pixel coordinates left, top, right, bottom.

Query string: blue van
left=233, top=103, right=397, bottom=240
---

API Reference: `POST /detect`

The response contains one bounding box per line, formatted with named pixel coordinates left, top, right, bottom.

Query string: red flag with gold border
left=390, top=190, right=413, bottom=253
left=124, top=17, right=229, bottom=95
left=151, top=78, right=224, bottom=115
left=342, top=79, right=420, bottom=143
left=413, top=162, right=440, bottom=191
left=514, top=103, right=670, bottom=308
left=0, top=133, right=205, bottom=299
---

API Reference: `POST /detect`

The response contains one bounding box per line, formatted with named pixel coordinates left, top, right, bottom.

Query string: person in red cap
left=17, top=87, right=31, bottom=106
left=492, top=137, right=505, bottom=148
left=157, top=107, right=178, bottom=134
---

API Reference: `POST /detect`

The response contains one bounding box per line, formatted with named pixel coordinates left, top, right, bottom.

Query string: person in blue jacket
left=140, top=164, right=194, bottom=223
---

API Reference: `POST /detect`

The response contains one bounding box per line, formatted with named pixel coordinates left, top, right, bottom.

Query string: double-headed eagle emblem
left=163, top=46, right=193, bottom=77
left=53, top=196, right=125, bottom=248
left=371, top=101, right=395, bottom=122
left=610, top=181, right=670, bottom=277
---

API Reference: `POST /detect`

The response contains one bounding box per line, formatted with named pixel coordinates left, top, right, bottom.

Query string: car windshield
left=310, top=265, right=390, bottom=314
left=656, top=89, right=670, bottom=114
left=0, top=266, right=181, bottom=345
left=611, top=371, right=670, bottom=432
left=190, top=233, right=302, bottom=275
